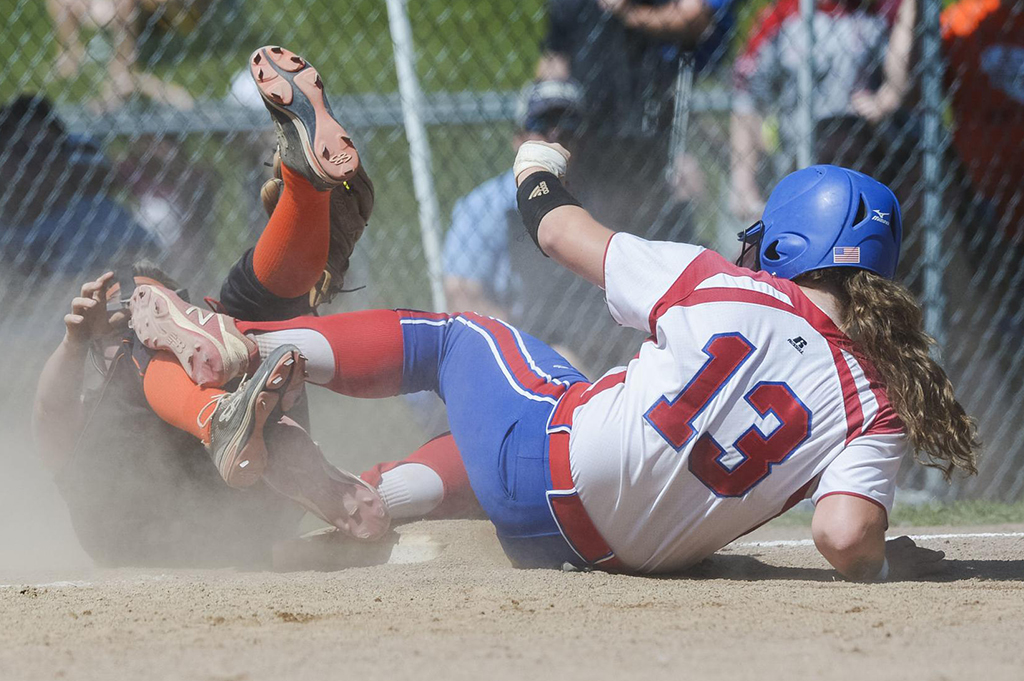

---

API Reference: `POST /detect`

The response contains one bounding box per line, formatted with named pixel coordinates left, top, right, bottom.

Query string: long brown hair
left=797, top=268, right=980, bottom=479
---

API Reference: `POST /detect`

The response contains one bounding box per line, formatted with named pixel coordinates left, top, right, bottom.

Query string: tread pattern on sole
left=218, top=348, right=306, bottom=488
left=130, top=286, right=229, bottom=387
left=248, top=45, right=360, bottom=186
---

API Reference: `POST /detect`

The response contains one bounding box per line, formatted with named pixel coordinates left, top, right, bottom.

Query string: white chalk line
left=0, top=574, right=169, bottom=590
left=736, top=531, right=1024, bottom=549
left=0, top=580, right=94, bottom=589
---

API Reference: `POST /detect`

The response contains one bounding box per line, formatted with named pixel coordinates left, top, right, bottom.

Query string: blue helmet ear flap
left=760, top=233, right=810, bottom=274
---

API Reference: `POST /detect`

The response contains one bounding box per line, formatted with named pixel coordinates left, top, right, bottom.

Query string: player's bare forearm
left=513, top=142, right=614, bottom=288
left=537, top=204, right=614, bottom=289
left=32, top=338, right=89, bottom=471
left=811, top=493, right=887, bottom=580
left=33, top=272, right=120, bottom=472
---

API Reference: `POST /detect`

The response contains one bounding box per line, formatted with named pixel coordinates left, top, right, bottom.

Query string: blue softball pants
left=396, top=310, right=589, bottom=569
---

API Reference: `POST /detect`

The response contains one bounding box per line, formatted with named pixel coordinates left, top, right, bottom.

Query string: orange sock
left=143, top=353, right=226, bottom=444
left=252, top=163, right=331, bottom=298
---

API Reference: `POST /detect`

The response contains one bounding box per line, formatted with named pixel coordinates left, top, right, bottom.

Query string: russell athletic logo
left=788, top=336, right=807, bottom=354
left=528, top=181, right=550, bottom=200
left=871, top=209, right=891, bottom=226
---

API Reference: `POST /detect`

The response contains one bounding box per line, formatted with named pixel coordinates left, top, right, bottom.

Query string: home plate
left=272, top=527, right=447, bottom=572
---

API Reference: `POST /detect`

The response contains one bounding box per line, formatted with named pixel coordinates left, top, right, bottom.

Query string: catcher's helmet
left=737, top=165, right=902, bottom=280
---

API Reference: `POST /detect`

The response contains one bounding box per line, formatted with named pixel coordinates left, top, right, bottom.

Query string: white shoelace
left=196, top=374, right=250, bottom=431
left=196, top=394, right=228, bottom=432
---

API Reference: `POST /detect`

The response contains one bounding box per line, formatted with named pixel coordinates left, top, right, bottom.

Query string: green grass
left=890, top=500, right=1024, bottom=527
left=2, top=0, right=547, bottom=101
left=772, top=499, right=1024, bottom=528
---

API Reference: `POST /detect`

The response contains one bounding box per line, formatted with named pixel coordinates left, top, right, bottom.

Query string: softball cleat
left=130, top=284, right=258, bottom=387
left=249, top=45, right=360, bottom=190
left=262, top=417, right=391, bottom=541
left=203, top=344, right=307, bottom=489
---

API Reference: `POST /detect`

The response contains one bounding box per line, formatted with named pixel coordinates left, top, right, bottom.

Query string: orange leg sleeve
left=252, top=163, right=332, bottom=298
left=143, top=353, right=226, bottom=444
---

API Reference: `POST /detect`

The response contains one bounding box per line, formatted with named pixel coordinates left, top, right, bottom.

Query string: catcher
left=31, top=46, right=392, bottom=567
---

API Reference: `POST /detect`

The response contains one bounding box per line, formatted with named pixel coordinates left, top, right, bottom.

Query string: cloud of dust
left=0, top=287, right=430, bottom=575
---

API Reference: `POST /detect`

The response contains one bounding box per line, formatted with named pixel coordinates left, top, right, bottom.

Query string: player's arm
left=513, top=142, right=614, bottom=288
left=513, top=141, right=708, bottom=334
left=810, top=433, right=945, bottom=581
left=812, top=497, right=945, bottom=581
left=535, top=203, right=613, bottom=288
left=811, top=493, right=887, bottom=579
left=32, top=272, right=122, bottom=472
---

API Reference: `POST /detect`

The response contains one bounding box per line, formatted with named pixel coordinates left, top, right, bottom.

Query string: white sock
left=247, top=328, right=334, bottom=384
left=377, top=463, right=445, bottom=520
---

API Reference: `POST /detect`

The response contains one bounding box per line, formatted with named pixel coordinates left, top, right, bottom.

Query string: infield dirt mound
left=1, top=520, right=1022, bottom=681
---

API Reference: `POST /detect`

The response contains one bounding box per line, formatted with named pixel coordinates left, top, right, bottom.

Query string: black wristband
left=516, top=171, right=582, bottom=255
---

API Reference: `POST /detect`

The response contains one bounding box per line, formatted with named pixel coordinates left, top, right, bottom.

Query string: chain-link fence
left=1, top=0, right=1022, bottom=503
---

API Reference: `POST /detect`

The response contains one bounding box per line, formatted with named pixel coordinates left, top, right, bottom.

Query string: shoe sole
left=250, top=46, right=359, bottom=187
left=216, top=347, right=307, bottom=489
left=331, top=474, right=392, bottom=541
left=262, top=421, right=391, bottom=540
left=305, top=468, right=391, bottom=540
left=130, top=285, right=249, bottom=387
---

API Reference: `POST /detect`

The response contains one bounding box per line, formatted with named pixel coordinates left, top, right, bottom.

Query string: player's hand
left=514, top=141, right=571, bottom=186
left=63, top=272, right=127, bottom=348
left=884, top=535, right=946, bottom=580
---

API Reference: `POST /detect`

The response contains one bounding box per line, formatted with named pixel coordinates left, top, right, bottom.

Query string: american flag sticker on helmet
left=833, top=246, right=861, bottom=264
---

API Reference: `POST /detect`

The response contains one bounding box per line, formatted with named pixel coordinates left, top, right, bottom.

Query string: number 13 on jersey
left=643, top=333, right=812, bottom=497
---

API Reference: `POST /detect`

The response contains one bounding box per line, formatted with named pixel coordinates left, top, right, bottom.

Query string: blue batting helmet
left=737, top=165, right=903, bottom=280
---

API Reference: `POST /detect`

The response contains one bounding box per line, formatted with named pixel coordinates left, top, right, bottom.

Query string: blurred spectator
left=47, top=0, right=195, bottom=110
left=730, top=0, right=916, bottom=220
left=645, top=151, right=709, bottom=243
left=116, top=135, right=220, bottom=267
left=538, top=0, right=736, bottom=232
left=0, top=94, right=159, bottom=277
left=943, top=0, right=1024, bottom=245
left=442, top=80, right=583, bottom=330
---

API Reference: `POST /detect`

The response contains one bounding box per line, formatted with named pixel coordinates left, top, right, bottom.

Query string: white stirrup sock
left=247, top=328, right=334, bottom=384
left=377, top=463, right=445, bottom=520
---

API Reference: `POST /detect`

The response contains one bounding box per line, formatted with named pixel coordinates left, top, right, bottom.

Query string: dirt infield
left=1, top=520, right=1022, bottom=681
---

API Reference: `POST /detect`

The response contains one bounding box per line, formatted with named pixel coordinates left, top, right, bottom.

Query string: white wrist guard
left=514, top=141, right=569, bottom=181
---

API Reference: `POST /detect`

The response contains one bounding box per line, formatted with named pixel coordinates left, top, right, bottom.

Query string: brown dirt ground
left=1, top=520, right=1022, bottom=681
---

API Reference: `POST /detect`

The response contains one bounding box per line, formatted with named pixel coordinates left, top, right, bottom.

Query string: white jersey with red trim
left=563, top=234, right=908, bottom=573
